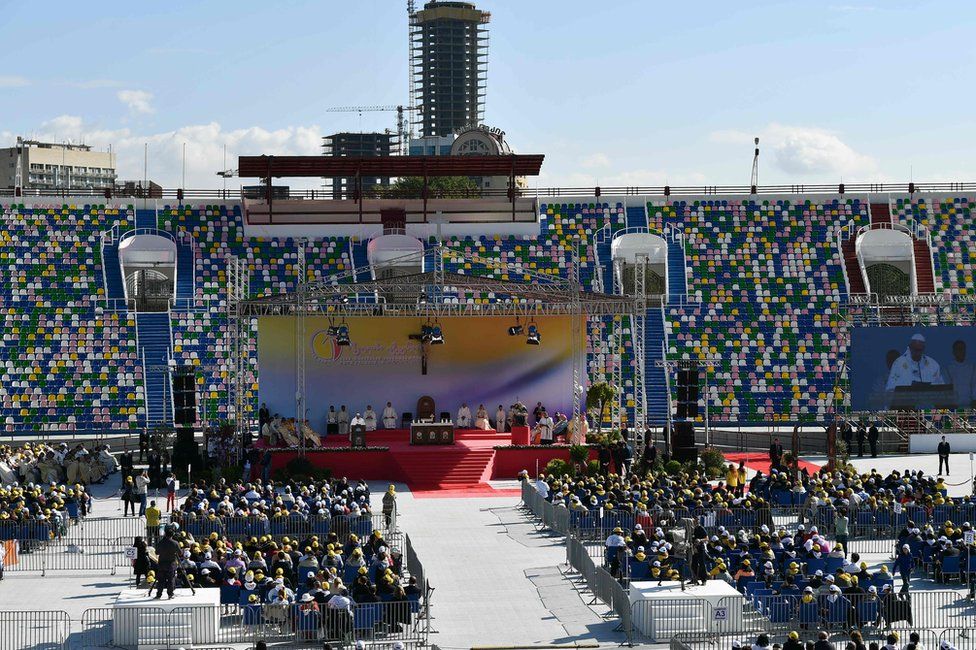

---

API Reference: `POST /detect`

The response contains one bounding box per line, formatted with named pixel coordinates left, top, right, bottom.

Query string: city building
left=0, top=137, right=116, bottom=191
left=323, top=131, right=396, bottom=199
left=409, top=1, right=490, bottom=139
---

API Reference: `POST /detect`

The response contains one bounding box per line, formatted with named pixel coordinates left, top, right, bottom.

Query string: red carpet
left=409, top=484, right=522, bottom=499
left=723, top=452, right=822, bottom=476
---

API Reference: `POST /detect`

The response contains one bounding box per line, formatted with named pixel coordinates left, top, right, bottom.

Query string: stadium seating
left=6, top=192, right=976, bottom=431
left=892, top=195, right=974, bottom=295
left=0, top=203, right=143, bottom=432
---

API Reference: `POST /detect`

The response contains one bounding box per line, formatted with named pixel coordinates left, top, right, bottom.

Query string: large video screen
left=257, top=315, right=575, bottom=429
left=850, top=326, right=976, bottom=411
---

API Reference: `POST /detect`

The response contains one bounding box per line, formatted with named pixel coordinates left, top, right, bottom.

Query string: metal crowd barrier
left=4, top=537, right=129, bottom=575
left=0, top=610, right=70, bottom=650
left=80, top=600, right=428, bottom=648
left=174, top=512, right=392, bottom=542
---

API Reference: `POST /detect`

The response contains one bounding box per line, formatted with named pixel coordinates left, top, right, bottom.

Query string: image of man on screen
left=885, top=333, right=944, bottom=391
left=944, top=339, right=976, bottom=408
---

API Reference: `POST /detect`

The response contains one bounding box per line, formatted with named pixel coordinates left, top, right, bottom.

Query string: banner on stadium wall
left=257, top=315, right=575, bottom=429
left=850, top=326, right=976, bottom=411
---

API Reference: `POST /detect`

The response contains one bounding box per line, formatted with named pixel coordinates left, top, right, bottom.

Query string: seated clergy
left=457, top=403, right=471, bottom=427
left=382, top=402, right=397, bottom=429
left=363, top=405, right=378, bottom=432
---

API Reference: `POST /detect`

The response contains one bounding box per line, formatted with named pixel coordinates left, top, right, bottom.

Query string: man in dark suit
left=937, top=436, right=951, bottom=475
left=868, top=423, right=880, bottom=458
left=769, top=437, right=784, bottom=471
left=856, top=424, right=866, bottom=457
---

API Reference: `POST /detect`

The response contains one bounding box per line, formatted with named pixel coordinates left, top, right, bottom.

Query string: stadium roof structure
left=235, top=243, right=635, bottom=318
left=237, top=154, right=545, bottom=179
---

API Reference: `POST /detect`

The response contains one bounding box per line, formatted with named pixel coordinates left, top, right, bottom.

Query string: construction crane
left=325, top=105, right=417, bottom=156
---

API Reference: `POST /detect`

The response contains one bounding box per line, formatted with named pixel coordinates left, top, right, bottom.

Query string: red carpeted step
left=396, top=448, right=497, bottom=489
left=842, top=238, right=867, bottom=294
left=870, top=203, right=892, bottom=226
left=913, top=239, right=936, bottom=293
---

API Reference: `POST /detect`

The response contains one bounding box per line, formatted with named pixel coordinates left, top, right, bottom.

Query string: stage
left=255, top=428, right=597, bottom=490
left=112, top=588, right=219, bottom=646
left=629, top=580, right=744, bottom=641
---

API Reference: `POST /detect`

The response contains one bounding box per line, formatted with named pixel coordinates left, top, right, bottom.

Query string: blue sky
left=2, top=0, right=974, bottom=189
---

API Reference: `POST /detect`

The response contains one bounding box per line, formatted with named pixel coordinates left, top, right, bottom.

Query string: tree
left=389, top=175, right=481, bottom=198
left=586, top=382, right=617, bottom=433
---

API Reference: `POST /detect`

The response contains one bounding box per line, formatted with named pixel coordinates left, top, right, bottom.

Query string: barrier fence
left=172, top=511, right=394, bottom=542
left=0, top=610, right=70, bottom=650
left=77, top=600, right=427, bottom=648
left=4, top=537, right=129, bottom=575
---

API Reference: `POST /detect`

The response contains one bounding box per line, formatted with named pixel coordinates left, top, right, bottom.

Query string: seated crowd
left=0, top=441, right=118, bottom=487
left=135, top=521, right=421, bottom=636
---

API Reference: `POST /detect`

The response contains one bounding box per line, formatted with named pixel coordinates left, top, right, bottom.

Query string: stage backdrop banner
left=258, top=315, right=575, bottom=428
left=850, top=326, right=976, bottom=411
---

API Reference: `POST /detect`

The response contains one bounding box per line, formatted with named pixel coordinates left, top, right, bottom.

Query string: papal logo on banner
left=310, top=330, right=422, bottom=366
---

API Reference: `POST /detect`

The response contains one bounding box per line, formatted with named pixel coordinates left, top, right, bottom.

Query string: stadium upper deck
left=1, top=191, right=972, bottom=434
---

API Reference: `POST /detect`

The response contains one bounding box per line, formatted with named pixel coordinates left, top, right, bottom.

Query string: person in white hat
left=885, top=333, right=944, bottom=392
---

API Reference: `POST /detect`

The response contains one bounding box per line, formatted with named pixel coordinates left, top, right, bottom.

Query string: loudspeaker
left=676, top=402, right=689, bottom=419
left=673, top=421, right=696, bottom=447
left=677, top=386, right=690, bottom=403
left=673, top=446, right=698, bottom=463
left=172, top=368, right=196, bottom=426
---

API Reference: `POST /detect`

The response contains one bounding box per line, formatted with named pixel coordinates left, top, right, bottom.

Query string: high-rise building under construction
left=409, top=1, right=490, bottom=140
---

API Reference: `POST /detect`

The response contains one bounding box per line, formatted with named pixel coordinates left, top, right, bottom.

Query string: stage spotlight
left=336, top=324, right=351, bottom=346
left=420, top=322, right=433, bottom=344
left=327, top=324, right=340, bottom=336
left=429, top=322, right=444, bottom=345
left=508, top=325, right=523, bottom=336
left=526, top=323, right=541, bottom=345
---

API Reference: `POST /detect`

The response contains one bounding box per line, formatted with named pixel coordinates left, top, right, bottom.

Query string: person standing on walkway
left=135, top=470, right=150, bottom=517
left=856, top=425, right=866, bottom=458
left=868, top=423, right=879, bottom=458
left=145, top=500, right=162, bottom=544
left=938, top=436, right=951, bottom=475
left=122, top=475, right=136, bottom=517
left=382, top=484, right=397, bottom=529
left=165, top=473, right=177, bottom=512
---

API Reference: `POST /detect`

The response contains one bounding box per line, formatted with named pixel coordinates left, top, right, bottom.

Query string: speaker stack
left=675, top=369, right=700, bottom=419
left=672, top=421, right=698, bottom=463
left=173, top=366, right=197, bottom=426
left=171, top=365, right=201, bottom=477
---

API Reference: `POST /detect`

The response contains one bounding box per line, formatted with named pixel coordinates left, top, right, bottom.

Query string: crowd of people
left=0, top=441, right=118, bottom=487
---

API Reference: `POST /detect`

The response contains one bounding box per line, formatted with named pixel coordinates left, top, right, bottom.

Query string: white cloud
left=580, top=152, right=610, bottom=169
left=538, top=167, right=707, bottom=189
left=117, top=89, right=155, bottom=114
left=5, top=116, right=325, bottom=189
left=709, top=123, right=877, bottom=178
left=0, top=75, right=29, bottom=88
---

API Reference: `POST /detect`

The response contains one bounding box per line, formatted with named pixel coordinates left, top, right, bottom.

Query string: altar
left=410, top=422, right=456, bottom=445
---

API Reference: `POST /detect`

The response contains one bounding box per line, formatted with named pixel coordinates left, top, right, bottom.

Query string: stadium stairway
left=595, top=229, right=616, bottom=293
left=841, top=236, right=867, bottom=295
left=393, top=447, right=497, bottom=489
left=870, top=202, right=892, bottom=226
left=666, top=238, right=686, bottom=302
left=913, top=238, right=936, bottom=293
left=350, top=239, right=371, bottom=282
left=644, top=309, right=668, bottom=426
left=175, top=242, right=194, bottom=300
left=135, top=208, right=157, bottom=230
left=136, top=312, right=173, bottom=426
left=101, top=239, right=126, bottom=300
left=625, top=204, right=648, bottom=230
